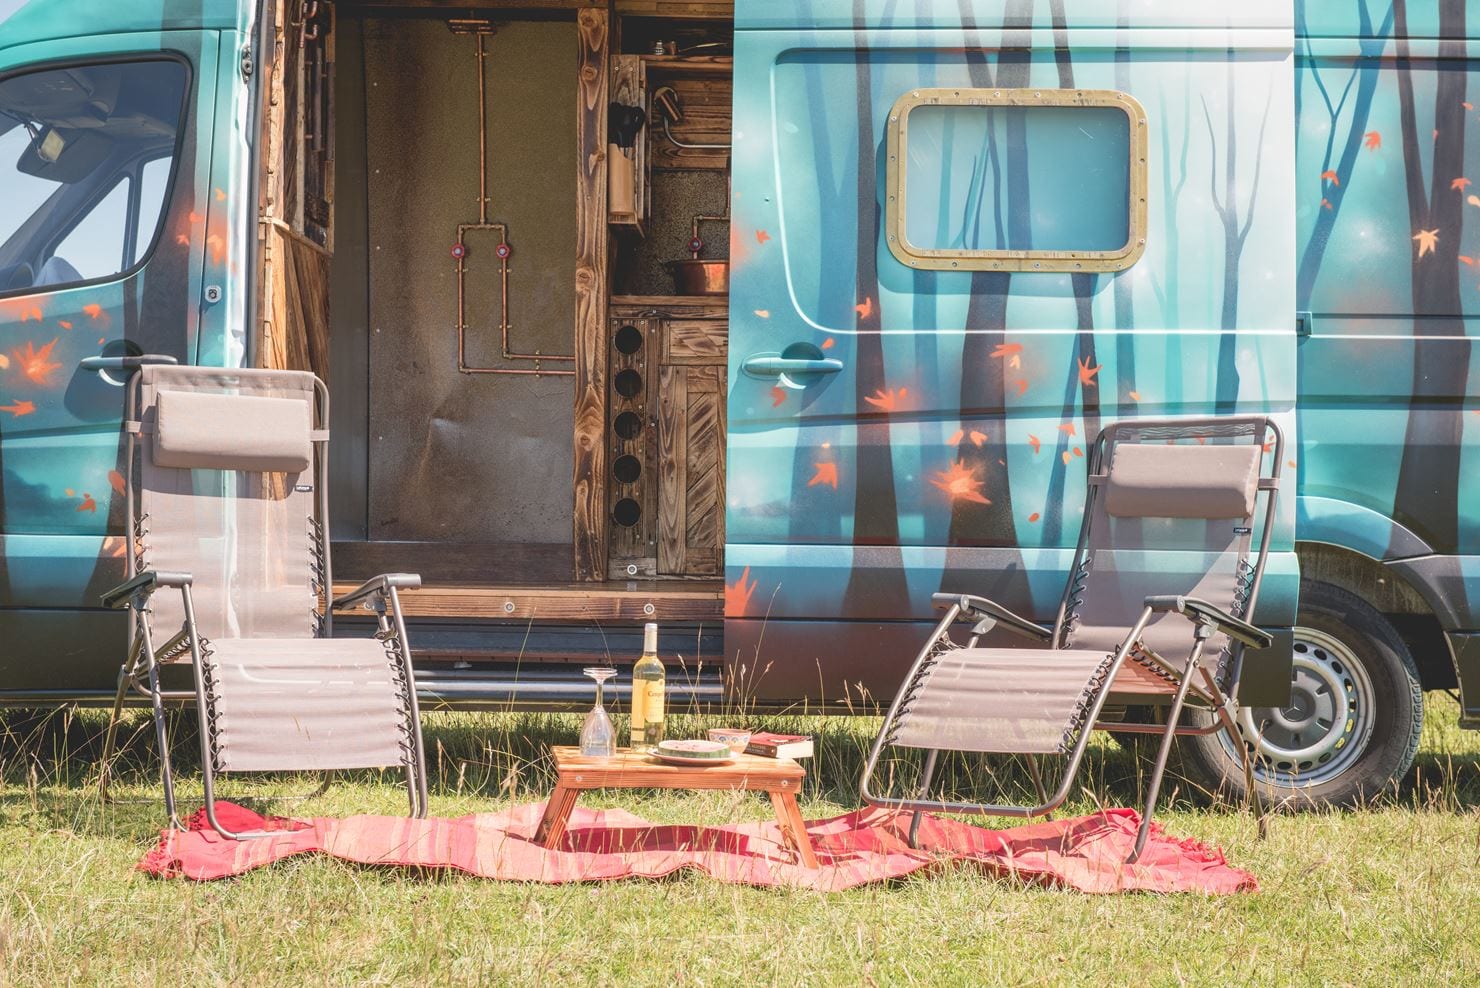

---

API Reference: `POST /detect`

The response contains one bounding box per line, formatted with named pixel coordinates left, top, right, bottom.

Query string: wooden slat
left=647, top=70, right=731, bottom=171
left=682, top=365, right=723, bottom=575
left=607, top=315, right=659, bottom=579
left=332, top=582, right=723, bottom=621
left=609, top=54, right=647, bottom=230
left=663, top=319, right=727, bottom=363
left=656, top=363, right=687, bottom=574
left=549, top=746, right=804, bottom=791
left=611, top=296, right=727, bottom=319
left=572, top=7, right=611, bottom=581
left=614, top=0, right=734, bottom=18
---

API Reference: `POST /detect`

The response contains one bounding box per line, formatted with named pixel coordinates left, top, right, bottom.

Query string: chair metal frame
left=861, top=416, right=1284, bottom=862
left=96, top=370, right=429, bottom=839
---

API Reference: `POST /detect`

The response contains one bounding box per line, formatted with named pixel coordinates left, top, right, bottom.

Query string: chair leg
left=1217, top=703, right=1267, bottom=841
left=1128, top=648, right=1205, bottom=864
left=98, top=662, right=133, bottom=803
left=1024, top=755, right=1051, bottom=819
left=907, top=749, right=940, bottom=849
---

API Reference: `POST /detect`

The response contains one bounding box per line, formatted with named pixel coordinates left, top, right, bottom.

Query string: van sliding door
left=726, top=1, right=1299, bottom=705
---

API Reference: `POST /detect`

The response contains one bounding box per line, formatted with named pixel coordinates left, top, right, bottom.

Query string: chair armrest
left=1144, top=595, right=1274, bottom=649
left=101, top=570, right=193, bottom=610
left=931, top=592, right=1053, bottom=642
left=332, top=573, right=422, bottom=610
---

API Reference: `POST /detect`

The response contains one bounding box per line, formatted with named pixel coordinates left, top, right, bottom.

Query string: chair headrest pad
left=153, top=389, right=312, bottom=473
left=1104, top=442, right=1260, bottom=519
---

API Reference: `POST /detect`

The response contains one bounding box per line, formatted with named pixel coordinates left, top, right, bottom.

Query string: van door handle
left=79, top=354, right=180, bottom=372
left=740, top=355, right=843, bottom=378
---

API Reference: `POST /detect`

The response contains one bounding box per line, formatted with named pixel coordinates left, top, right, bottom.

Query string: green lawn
left=1, top=697, right=1478, bottom=985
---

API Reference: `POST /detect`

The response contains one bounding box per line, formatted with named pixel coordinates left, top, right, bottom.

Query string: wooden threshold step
left=332, top=581, right=724, bottom=622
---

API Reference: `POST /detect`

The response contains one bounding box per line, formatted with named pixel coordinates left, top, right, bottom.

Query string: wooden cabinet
left=608, top=299, right=726, bottom=580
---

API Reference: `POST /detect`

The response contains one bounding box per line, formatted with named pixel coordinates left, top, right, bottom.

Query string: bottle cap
left=643, top=622, right=658, bottom=653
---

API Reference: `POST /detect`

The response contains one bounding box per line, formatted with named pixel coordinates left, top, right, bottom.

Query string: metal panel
left=363, top=18, right=576, bottom=544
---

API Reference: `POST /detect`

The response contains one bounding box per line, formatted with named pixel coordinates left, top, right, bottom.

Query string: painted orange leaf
left=946, top=429, right=964, bottom=446
left=1454, top=177, right=1473, bottom=191
left=1321, top=198, right=1333, bottom=210
left=215, top=187, right=227, bottom=201
left=1015, top=379, right=1028, bottom=396
left=0, top=354, right=9, bottom=369
left=808, top=462, right=839, bottom=489
left=1364, top=131, right=1381, bottom=151
left=725, top=566, right=758, bottom=616
left=754, top=309, right=770, bottom=318
left=1076, top=356, right=1101, bottom=387
left=1062, top=451, right=1072, bottom=465
left=755, top=229, right=771, bottom=245
left=1414, top=229, right=1439, bottom=258
left=1028, top=512, right=1041, bottom=523
left=188, top=211, right=203, bottom=224
left=854, top=296, right=873, bottom=319
left=0, top=399, right=35, bottom=417
left=82, top=303, right=104, bottom=320
left=1027, top=434, right=1041, bottom=454
left=930, top=460, right=989, bottom=505
left=1129, top=390, right=1141, bottom=401
left=13, top=339, right=62, bottom=386
left=1466, top=102, right=1475, bottom=111
left=175, top=234, right=190, bottom=246
left=969, top=430, right=987, bottom=447
left=58, top=320, right=72, bottom=330
left=64, top=488, right=74, bottom=497
left=991, top=342, right=1024, bottom=369
left=77, top=493, right=97, bottom=513
left=1058, top=423, right=1076, bottom=437
left=1073, top=446, right=1083, bottom=458
left=206, top=234, right=226, bottom=265
left=1320, top=169, right=1340, bottom=186
left=108, top=469, right=126, bottom=494
left=864, top=387, right=906, bottom=412
left=1470, top=195, right=1480, bottom=208
left=769, top=385, right=787, bottom=408
left=821, top=337, right=835, bottom=349
left=21, top=306, right=42, bottom=322
left=1462, top=256, right=1476, bottom=266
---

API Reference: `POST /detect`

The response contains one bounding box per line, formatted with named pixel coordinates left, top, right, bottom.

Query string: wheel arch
left=1296, top=540, right=1456, bottom=692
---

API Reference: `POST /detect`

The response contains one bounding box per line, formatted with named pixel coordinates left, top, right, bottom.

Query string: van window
left=886, top=88, right=1147, bottom=272
left=54, top=177, right=130, bottom=279
left=0, top=59, right=188, bottom=295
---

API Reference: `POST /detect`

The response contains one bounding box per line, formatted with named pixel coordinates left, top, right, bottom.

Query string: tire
left=1182, top=579, right=1423, bottom=809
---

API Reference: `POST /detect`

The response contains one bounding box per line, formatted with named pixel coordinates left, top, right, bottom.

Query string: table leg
left=535, top=784, right=579, bottom=849
left=769, top=789, right=820, bottom=869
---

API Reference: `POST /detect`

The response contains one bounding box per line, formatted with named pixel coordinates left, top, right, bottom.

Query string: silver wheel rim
left=1219, top=627, right=1376, bottom=788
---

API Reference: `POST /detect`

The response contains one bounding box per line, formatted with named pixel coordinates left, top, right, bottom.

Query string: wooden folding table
left=534, top=746, right=820, bottom=869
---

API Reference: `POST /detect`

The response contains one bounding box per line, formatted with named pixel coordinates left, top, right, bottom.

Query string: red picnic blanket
left=138, top=800, right=1256, bottom=894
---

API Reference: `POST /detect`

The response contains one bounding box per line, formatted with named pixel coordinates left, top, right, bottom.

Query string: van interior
left=259, top=2, right=738, bottom=683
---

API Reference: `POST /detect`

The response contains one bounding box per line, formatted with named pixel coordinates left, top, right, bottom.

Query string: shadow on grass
left=3, top=695, right=1478, bottom=841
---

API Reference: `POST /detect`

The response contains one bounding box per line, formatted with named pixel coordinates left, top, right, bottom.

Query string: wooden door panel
left=658, top=363, right=725, bottom=576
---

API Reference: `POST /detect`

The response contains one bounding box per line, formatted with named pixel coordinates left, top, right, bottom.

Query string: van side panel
left=728, top=3, right=1297, bottom=703
left=1295, top=6, right=1479, bottom=630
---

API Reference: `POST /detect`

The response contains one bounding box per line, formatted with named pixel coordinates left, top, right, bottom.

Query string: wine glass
left=579, top=666, right=618, bottom=757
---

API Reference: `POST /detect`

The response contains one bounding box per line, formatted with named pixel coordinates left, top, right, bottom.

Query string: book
left=744, top=732, right=814, bottom=760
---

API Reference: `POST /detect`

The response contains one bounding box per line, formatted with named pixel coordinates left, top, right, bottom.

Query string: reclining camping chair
left=98, top=365, right=428, bottom=838
left=862, top=416, right=1283, bottom=862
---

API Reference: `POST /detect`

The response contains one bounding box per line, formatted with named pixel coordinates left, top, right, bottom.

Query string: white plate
left=649, top=751, right=736, bottom=767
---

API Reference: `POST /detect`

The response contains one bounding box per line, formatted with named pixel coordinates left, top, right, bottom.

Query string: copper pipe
left=454, top=27, right=574, bottom=376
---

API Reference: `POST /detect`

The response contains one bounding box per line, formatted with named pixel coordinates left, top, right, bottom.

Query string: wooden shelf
left=332, top=580, right=724, bottom=622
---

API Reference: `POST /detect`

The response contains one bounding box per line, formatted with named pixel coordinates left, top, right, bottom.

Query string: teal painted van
left=0, top=0, right=1474, bottom=808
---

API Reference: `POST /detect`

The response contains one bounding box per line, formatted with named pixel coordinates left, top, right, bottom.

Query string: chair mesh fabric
left=891, top=646, right=1116, bottom=754
left=202, top=638, right=411, bottom=772
left=133, top=367, right=319, bottom=642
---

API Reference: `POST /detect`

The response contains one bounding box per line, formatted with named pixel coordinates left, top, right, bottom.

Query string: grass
left=1, top=695, right=1478, bottom=985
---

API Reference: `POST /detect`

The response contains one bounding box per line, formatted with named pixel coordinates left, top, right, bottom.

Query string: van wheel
left=1183, top=580, right=1423, bottom=808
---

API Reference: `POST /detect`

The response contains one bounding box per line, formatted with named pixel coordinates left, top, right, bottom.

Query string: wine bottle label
left=644, top=680, right=665, bottom=723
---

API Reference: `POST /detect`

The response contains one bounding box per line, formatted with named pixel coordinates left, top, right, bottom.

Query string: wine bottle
left=629, top=622, right=666, bottom=747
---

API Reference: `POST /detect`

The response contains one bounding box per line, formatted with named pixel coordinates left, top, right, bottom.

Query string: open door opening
left=252, top=3, right=733, bottom=664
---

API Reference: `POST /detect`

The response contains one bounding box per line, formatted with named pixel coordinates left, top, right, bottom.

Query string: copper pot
left=666, top=258, right=729, bottom=296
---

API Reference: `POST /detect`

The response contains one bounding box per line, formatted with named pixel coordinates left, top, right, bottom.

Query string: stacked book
left=743, top=732, right=813, bottom=760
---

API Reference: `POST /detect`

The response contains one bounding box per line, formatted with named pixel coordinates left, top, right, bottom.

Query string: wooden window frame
left=884, top=87, right=1149, bottom=273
